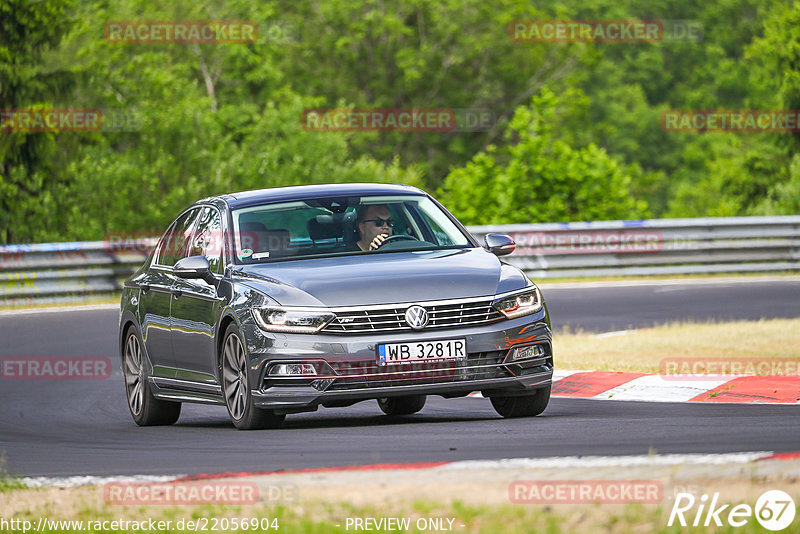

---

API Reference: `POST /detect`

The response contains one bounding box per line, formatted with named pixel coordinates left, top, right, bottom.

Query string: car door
left=139, top=208, right=199, bottom=374
left=169, top=205, right=226, bottom=383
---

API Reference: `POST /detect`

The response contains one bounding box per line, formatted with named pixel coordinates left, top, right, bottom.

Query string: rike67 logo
left=669, top=490, right=796, bottom=531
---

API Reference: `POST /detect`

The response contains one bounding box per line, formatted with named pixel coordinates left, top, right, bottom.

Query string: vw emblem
left=405, top=305, right=429, bottom=330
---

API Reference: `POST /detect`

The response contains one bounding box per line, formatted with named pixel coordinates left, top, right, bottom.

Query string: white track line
left=438, top=452, right=775, bottom=471
left=593, top=374, right=732, bottom=402
left=18, top=452, right=782, bottom=487
left=552, top=369, right=583, bottom=381
left=595, top=329, right=636, bottom=338
left=0, top=304, right=118, bottom=316
left=21, top=474, right=183, bottom=488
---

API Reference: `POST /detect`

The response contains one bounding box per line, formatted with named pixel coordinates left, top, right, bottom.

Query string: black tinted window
left=188, top=206, right=223, bottom=273
left=157, top=208, right=199, bottom=267
left=231, top=195, right=471, bottom=263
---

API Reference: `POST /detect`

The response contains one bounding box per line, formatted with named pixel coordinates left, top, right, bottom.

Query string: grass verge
left=555, top=318, right=800, bottom=373
left=0, top=454, right=26, bottom=493
left=0, top=495, right=793, bottom=533
left=0, top=475, right=26, bottom=493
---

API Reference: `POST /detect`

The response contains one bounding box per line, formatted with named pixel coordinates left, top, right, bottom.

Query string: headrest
left=240, top=221, right=267, bottom=232
left=308, top=214, right=343, bottom=241
left=239, top=221, right=267, bottom=252
left=238, top=223, right=293, bottom=256
left=342, top=211, right=359, bottom=244
left=263, top=229, right=292, bottom=252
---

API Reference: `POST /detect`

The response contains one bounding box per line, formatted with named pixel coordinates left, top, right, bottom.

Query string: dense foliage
left=1, top=0, right=798, bottom=243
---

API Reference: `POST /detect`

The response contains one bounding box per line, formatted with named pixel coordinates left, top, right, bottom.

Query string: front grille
left=322, top=298, right=504, bottom=334
left=322, top=351, right=508, bottom=391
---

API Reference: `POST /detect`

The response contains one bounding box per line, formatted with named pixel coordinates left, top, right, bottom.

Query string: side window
left=154, top=222, right=176, bottom=266
left=158, top=209, right=200, bottom=267
left=422, top=213, right=454, bottom=245
left=189, top=206, right=223, bottom=273
left=388, top=205, right=414, bottom=237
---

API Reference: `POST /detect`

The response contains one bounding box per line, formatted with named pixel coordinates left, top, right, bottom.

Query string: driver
left=356, top=204, right=394, bottom=250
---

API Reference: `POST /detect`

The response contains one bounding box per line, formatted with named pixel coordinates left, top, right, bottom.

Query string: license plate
left=377, top=339, right=467, bottom=365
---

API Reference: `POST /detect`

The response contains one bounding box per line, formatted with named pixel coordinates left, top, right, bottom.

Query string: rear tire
left=490, top=385, right=550, bottom=418
left=123, top=325, right=181, bottom=426
left=221, top=323, right=285, bottom=430
left=377, top=395, right=426, bottom=415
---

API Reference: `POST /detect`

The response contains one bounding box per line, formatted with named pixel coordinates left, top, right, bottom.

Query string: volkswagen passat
left=119, top=183, right=553, bottom=429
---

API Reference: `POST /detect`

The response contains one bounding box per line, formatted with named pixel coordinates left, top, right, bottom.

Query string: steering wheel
left=376, top=234, right=419, bottom=248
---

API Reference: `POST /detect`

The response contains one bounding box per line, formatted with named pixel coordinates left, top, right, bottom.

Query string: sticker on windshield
left=239, top=248, right=253, bottom=258
left=252, top=252, right=270, bottom=259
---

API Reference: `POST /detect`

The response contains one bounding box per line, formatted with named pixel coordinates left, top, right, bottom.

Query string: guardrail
left=1, top=216, right=798, bottom=305
left=469, top=215, right=800, bottom=279
left=0, top=240, right=156, bottom=306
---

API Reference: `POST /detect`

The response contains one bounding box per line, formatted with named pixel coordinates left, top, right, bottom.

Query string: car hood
left=233, top=248, right=529, bottom=307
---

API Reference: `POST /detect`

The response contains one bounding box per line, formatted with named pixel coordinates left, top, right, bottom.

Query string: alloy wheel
left=124, top=332, right=144, bottom=416
left=222, top=332, right=248, bottom=420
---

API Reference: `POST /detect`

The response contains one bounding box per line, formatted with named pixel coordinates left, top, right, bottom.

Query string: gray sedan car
left=119, top=183, right=553, bottom=429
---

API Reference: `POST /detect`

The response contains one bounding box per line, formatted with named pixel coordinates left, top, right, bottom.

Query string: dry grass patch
left=1, top=483, right=797, bottom=534
left=555, top=318, right=800, bottom=373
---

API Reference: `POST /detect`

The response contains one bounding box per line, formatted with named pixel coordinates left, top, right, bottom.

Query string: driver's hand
left=369, top=234, right=389, bottom=250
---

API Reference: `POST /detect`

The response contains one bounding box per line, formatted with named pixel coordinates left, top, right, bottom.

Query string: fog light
left=310, top=378, right=335, bottom=391
left=509, top=344, right=545, bottom=362
left=269, top=363, right=317, bottom=376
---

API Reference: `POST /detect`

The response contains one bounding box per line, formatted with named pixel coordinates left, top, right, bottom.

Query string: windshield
left=231, top=194, right=473, bottom=263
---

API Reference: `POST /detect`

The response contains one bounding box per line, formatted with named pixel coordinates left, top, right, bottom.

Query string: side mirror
left=174, top=256, right=217, bottom=285
left=484, top=234, right=516, bottom=256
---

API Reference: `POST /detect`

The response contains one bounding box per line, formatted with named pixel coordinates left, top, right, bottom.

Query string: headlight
left=492, top=287, right=542, bottom=319
left=252, top=307, right=335, bottom=333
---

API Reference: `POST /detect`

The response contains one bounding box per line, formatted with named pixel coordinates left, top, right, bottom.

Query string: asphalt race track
left=544, top=278, right=800, bottom=332
left=1, top=279, right=798, bottom=478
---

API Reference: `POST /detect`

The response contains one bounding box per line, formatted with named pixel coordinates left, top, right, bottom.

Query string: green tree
left=669, top=1, right=800, bottom=217
left=5, top=0, right=797, bottom=243
left=37, top=0, right=422, bottom=241
left=442, top=90, right=647, bottom=225
left=0, top=0, right=74, bottom=243
left=273, top=0, right=589, bottom=187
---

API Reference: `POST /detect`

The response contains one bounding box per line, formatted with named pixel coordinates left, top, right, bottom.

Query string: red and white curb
left=19, top=451, right=800, bottom=488
left=471, top=370, right=800, bottom=404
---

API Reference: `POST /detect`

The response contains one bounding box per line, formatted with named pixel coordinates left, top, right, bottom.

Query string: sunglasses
left=360, top=217, right=394, bottom=228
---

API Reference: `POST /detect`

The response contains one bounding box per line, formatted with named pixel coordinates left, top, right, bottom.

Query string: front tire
left=221, top=323, right=285, bottom=430
left=377, top=395, right=426, bottom=415
left=490, top=385, right=550, bottom=418
left=123, top=326, right=181, bottom=426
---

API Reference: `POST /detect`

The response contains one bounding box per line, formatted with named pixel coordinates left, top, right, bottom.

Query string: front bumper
left=252, top=370, right=552, bottom=412
left=244, top=310, right=553, bottom=412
